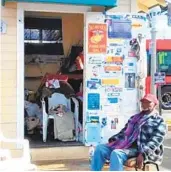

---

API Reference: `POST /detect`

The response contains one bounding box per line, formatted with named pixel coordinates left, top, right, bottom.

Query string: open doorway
left=23, top=11, right=84, bottom=148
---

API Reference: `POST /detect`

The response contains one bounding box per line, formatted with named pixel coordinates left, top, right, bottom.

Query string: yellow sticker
left=106, top=56, right=123, bottom=63
left=108, top=39, right=124, bottom=44
left=102, top=79, right=120, bottom=85
left=166, top=120, right=171, bottom=125
left=132, top=23, right=142, bottom=28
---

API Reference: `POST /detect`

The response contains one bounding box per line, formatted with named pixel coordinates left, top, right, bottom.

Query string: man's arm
left=108, top=115, right=135, bottom=142
left=139, top=118, right=167, bottom=155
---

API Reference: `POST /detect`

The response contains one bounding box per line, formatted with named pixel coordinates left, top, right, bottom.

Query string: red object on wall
left=146, top=39, right=171, bottom=51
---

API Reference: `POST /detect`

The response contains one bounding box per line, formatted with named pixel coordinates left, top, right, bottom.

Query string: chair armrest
left=71, top=97, right=79, bottom=111
left=70, top=97, right=79, bottom=141
left=41, top=98, right=48, bottom=121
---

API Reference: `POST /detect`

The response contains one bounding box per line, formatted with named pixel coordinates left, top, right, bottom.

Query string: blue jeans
left=91, top=144, right=138, bottom=171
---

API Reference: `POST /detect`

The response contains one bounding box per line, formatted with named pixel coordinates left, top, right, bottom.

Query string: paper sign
left=91, top=65, right=101, bottom=77
left=104, top=86, right=123, bottom=93
left=102, top=79, right=120, bottom=85
left=154, top=72, right=165, bottom=85
left=88, top=93, right=100, bottom=110
left=88, top=56, right=103, bottom=64
left=101, top=117, right=107, bottom=128
left=105, top=56, right=123, bottom=64
left=87, top=78, right=101, bottom=89
left=125, top=73, right=135, bottom=88
left=89, top=116, right=100, bottom=123
left=111, top=120, right=116, bottom=129
left=85, top=123, right=101, bottom=144
left=104, top=66, right=122, bottom=72
left=106, top=19, right=132, bottom=39
left=108, top=98, right=118, bottom=104
left=88, top=24, right=107, bottom=54
left=107, top=92, right=120, bottom=97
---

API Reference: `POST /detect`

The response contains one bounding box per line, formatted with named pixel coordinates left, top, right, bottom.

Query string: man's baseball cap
left=140, top=94, right=158, bottom=105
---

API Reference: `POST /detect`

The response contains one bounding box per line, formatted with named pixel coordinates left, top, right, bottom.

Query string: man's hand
left=136, top=153, right=144, bottom=169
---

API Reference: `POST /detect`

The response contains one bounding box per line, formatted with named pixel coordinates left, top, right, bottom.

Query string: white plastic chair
left=42, top=93, right=79, bottom=142
left=0, top=132, right=37, bottom=171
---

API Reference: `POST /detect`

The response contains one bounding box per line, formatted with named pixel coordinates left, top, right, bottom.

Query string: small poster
left=87, top=78, right=101, bottom=89
left=88, top=56, right=103, bottom=64
left=104, top=65, right=122, bottom=72
left=106, top=19, right=132, bottom=39
left=85, top=123, right=101, bottom=144
left=111, top=120, right=116, bottom=129
left=111, top=118, right=119, bottom=129
left=101, top=117, right=107, bottom=128
left=105, top=56, right=123, bottom=65
left=89, top=116, right=100, bottom=123
left=91, top=65, right=101, bottom=77
left=125, top=73, right=136, bottom=88
left=88, top=24, right=107, bottom=54
left=88, top=93, right=100, bottom=110
left=101, top=65, right=123, bottom=78
left=154, top=72, right=166, bottom=85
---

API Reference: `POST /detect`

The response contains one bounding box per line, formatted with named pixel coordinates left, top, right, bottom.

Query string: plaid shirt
left=109, top=110, right=167, bottom=164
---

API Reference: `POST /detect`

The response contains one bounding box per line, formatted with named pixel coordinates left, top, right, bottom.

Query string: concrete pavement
left=161, top=148, right=171, bottom=171
left=161, top=131, right=171, bottom=171
left=161, top=110, right=171, bottom=131
left=35, top=132, right=171, bottom=171
left=164, top=131, right=171, bottom=147
left=35, top=159, right=90, bottom=171
left=35, top=124, right=171, bottom=171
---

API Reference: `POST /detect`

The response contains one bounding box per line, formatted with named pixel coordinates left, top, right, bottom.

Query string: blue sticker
left=90, top=116, right=100, bottom=123
left=85, top=123, right=101, bottom=143
left=128, top=63, right=134, bottom=66
left=101, top=117, right=107, bottom=128
left=108, top=98, right=118, bottom=104
left=88, top=93, right=100, bottom=110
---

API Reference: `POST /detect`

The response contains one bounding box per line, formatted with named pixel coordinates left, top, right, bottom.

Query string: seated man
left=91, top=94, right=167, bottom=171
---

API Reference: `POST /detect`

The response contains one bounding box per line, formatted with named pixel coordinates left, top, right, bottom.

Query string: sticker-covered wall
left=84, top=12, right=147, bottom=146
